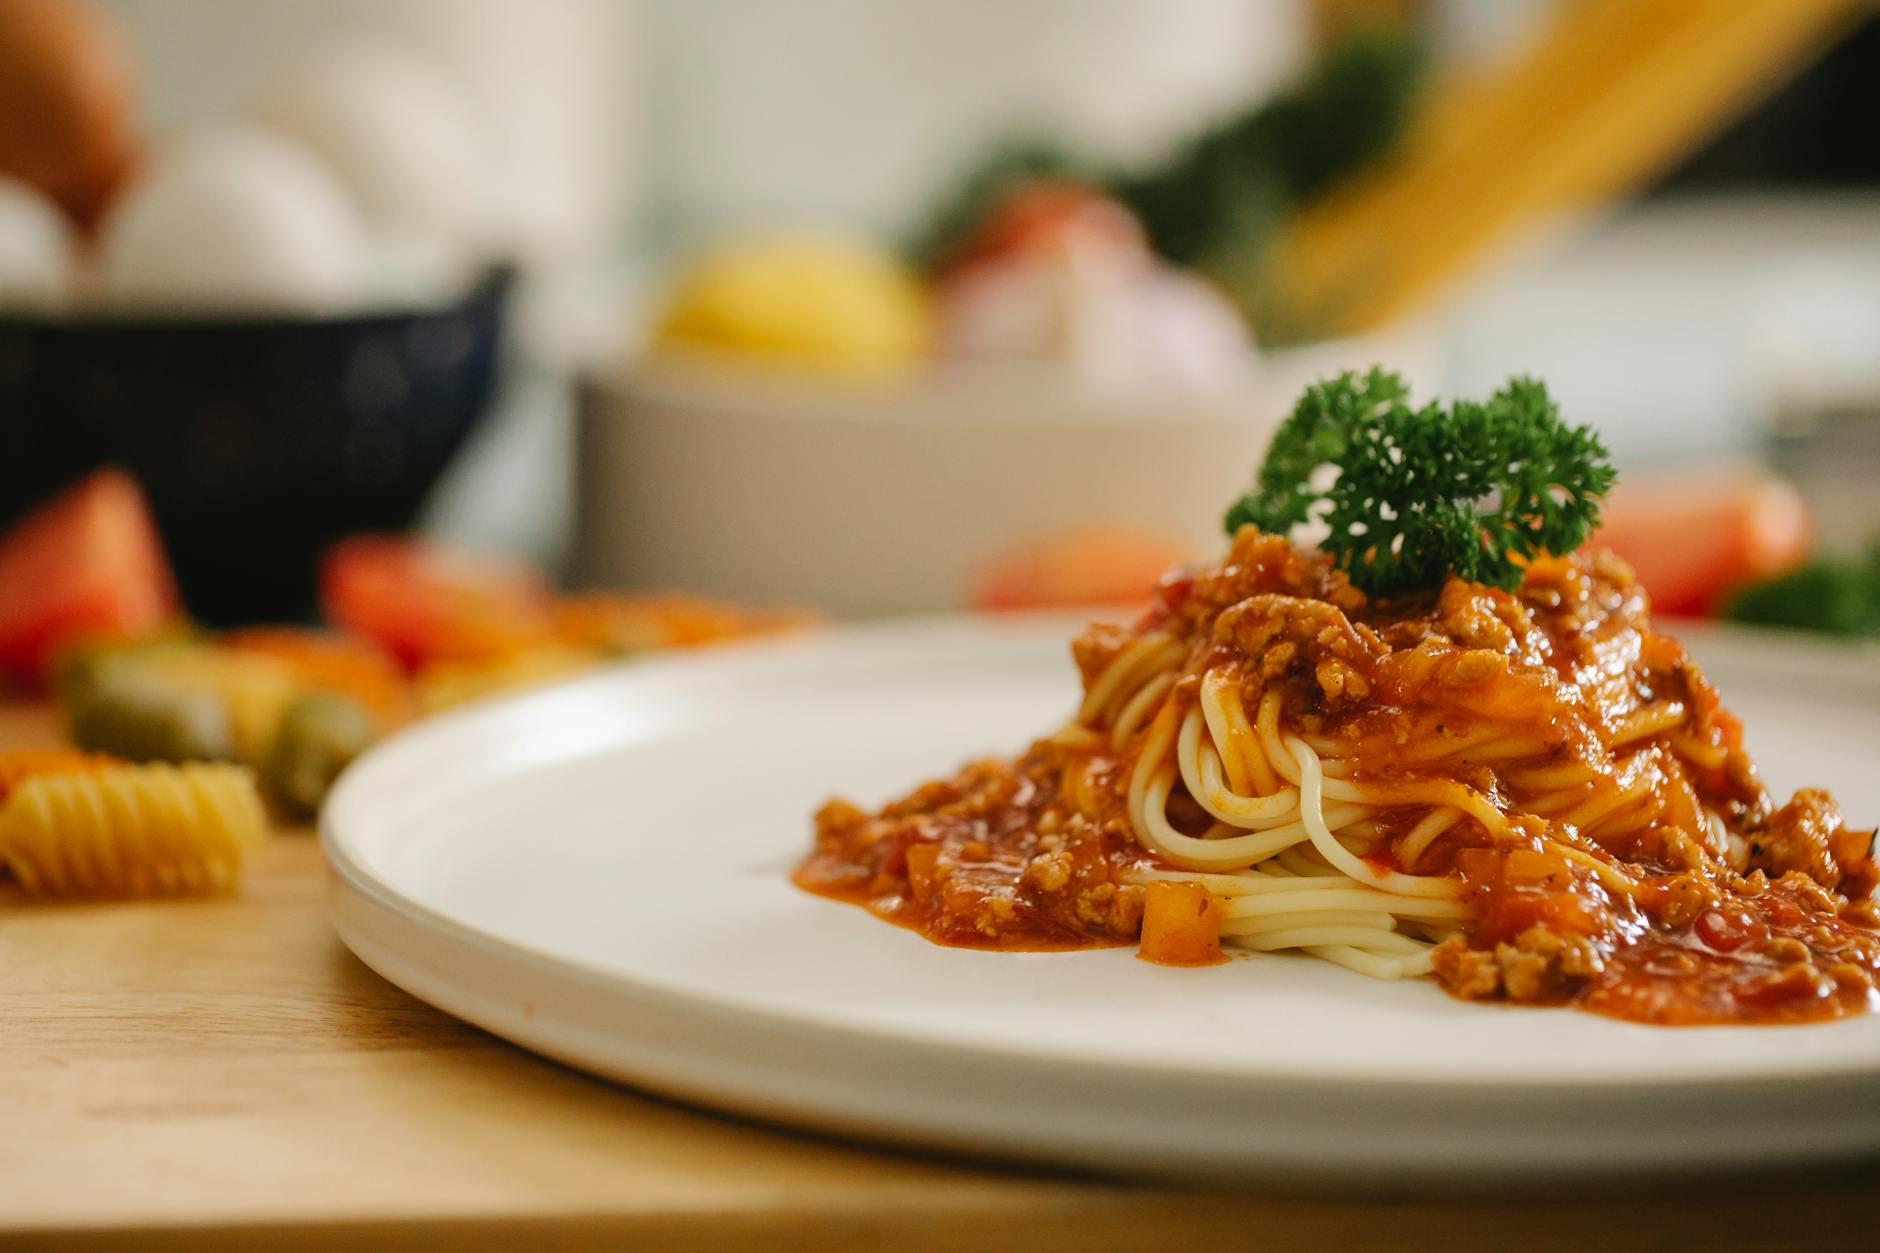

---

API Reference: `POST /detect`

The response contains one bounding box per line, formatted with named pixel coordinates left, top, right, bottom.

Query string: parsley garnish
left=1226, top=368, right=1617, bottom=596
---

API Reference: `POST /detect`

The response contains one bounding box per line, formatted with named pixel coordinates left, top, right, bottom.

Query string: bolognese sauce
left=796, top=529, right=1880, bottom=1025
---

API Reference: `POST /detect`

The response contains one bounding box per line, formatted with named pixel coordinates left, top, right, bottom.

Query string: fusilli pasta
left=0, top=763, right=267, bottom=898
left=0, top=749, right=117, bottom=803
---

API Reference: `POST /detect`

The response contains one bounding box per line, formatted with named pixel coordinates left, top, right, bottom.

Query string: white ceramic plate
left=324, top=615, right=1880, bottom=1182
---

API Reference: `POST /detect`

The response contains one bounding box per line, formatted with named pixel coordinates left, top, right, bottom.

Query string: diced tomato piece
left=0, top=469, right=179, bottom=685
left=1451, top=846, right=1502, bottom=887
left=1133, top=568, right=1199, bottom=632
left=939, top=181, right=1147, bottom=278
left=1760, top=894, right=1806, bottom=930
left=1693, top=906, right=1763, bottom=954
left=1586, top=470, right=1810, bottom=617
left=1151, top=569, right=1196, bottom=614
left=970, top=527, right=1189, bottom=613
left=319, top=535, right=552, bottom=670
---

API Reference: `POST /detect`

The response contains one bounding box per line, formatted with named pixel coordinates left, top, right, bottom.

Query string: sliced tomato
left=319, top=535, right=552, bottom=670
left=940, top=181, right=1146, bottom=278
left=1586, top=470, right=1811, bottom=617
left=970, top=527, right=1190, bottom=613
left=0, top=469, right=179, bottom=685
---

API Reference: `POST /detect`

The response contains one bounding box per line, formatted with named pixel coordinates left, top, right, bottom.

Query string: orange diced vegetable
left=221, top=626, right=408, bottom=726
left=1502, top=848, right=1574, bottom=889
left=1138, top=880, right=1225, bottom=966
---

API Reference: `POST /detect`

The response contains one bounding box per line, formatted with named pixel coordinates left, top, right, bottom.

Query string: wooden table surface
left=4, top=703, right=1879, bottom=1251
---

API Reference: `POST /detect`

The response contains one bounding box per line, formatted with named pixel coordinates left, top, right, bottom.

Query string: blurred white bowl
left=575, top=341, right=1435, bottom=617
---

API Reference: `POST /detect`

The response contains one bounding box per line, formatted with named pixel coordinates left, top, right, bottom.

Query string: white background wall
left=643, top=0, right=1304, bottom=242
left=102, top=0, right=1310, bottom=260
left=98, top=0, right=638, bottom=263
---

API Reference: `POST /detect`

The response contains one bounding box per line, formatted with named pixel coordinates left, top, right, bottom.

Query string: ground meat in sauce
left=1434, top=925, right=1608, bottom=1004
left=799, top=745, right=1147, bottom=949
left=796, top=527, right=1880, bottom=1026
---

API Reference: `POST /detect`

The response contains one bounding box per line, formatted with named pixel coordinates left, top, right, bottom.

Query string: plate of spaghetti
left=325, top=371, right=1880, bottom=1180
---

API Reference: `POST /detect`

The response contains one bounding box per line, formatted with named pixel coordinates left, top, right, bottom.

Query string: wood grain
left=2, top=704, right=1877, bottom=1250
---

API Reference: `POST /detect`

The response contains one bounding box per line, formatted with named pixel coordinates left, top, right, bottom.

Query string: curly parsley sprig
left=1225, top=368, right=1617, bottom=596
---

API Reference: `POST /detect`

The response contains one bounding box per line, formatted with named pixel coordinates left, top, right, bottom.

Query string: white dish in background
left=323, top=615, right=1880, bottom=1183
left=573, top=334, right=1436, bottom=618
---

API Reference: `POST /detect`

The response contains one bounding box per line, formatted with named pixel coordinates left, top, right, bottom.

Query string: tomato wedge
left=970, top=527, right=1189, bottom=613
left=1587, top=470, right=1810, bottom=617
left=0, top=469, right=179, bottom=684
left=319, top=535, right=552, bottom=670
left=939, top=181, right=1146, bottom=278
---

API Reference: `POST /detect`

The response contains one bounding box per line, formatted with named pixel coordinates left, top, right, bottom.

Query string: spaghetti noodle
left=796, top=528, right=1880, bottom=1025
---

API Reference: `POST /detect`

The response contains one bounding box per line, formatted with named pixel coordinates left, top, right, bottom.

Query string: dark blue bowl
left=0, top=269, right=511, bottom=625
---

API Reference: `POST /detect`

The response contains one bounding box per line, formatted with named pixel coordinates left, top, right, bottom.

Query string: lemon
left=653, top=236, right=931, bottom=378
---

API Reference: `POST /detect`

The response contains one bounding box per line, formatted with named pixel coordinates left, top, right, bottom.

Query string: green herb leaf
left=1227, top=369, right=1617, bottom=597
left=1725, top=545, right=1880, bottom=637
